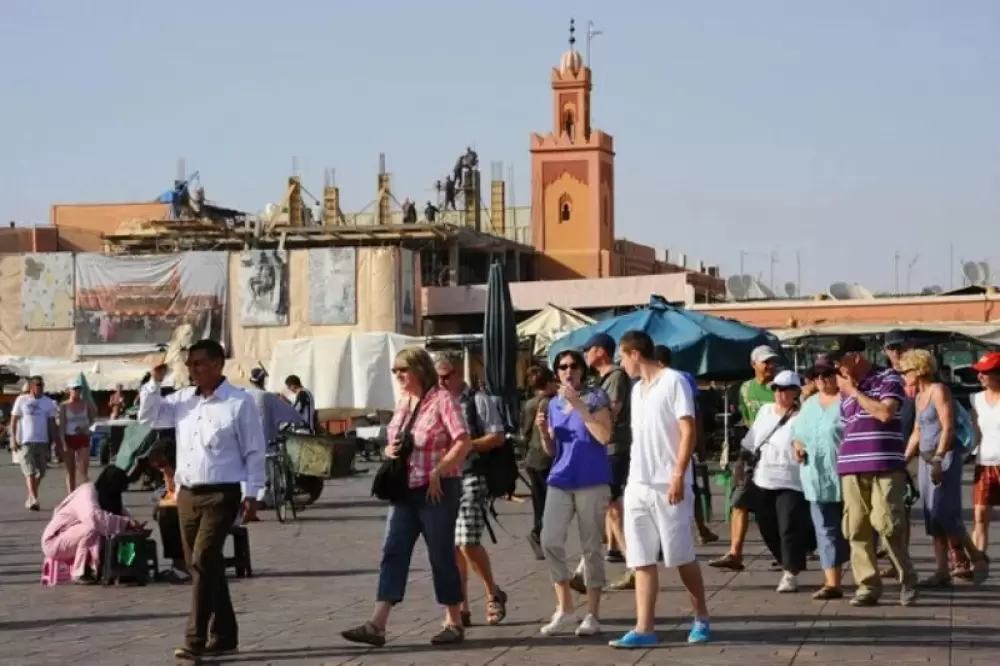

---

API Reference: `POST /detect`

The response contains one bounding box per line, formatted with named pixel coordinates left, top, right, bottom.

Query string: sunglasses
left=557, top=362, right=579, bottom=372
left=391, top=366, right=409, bottom=375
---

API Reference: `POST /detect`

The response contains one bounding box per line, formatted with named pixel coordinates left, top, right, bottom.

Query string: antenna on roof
left=176, top=158, right=186, bottom=183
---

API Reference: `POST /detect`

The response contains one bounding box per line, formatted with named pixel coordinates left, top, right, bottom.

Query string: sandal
left=341, top=622, right=386, bottom=647
left=811, top=586, right=844, bottom=600
left=430, top=625, right=464, bottom=646
left=708, top=553, right=745, bottom=571
left=485, top=589, right=508, bottom=625
left=917, top=571, right=952, bottom=588
left=880, top=566, right=898, bottom=579
left=460, top=610, right=472, bottom=627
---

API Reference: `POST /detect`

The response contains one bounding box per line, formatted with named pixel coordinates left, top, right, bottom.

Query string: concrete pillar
left=322, top=186, right=341, bottom=226
left=448, top=243, right=460, bottom=286
left=490, top=179, right=506, bottom=237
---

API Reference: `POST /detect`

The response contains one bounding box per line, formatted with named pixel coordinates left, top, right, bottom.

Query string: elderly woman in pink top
left=41, top=465, right=141, bottom=583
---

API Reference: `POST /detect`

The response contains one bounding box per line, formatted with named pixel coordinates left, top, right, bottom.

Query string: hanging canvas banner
left=22, top=253, right=75, bottom=330
left=238, top=249, right=289, bottom=327
left=399, top=249, right=416, bottom=327
left=307, top=247, right=357, bottom=325
left=74, top=252, right=228, bottom=356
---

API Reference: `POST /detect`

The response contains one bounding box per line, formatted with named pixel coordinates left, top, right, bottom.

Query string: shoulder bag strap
left=752, top=405, right=798, bottom=465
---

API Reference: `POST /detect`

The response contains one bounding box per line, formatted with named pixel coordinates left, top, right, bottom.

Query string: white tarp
left=0, top=355, right=150, bottom=391
left=773, top=322, right=1000, bottom=346
left=265, top=332, right=425, bottom=420
left=517, top=303, right=595, bottom=356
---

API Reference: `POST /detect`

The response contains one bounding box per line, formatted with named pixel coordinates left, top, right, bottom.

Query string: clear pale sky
left=2, top=1, right=998, bottom=294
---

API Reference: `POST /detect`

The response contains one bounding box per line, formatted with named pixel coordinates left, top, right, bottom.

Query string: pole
left=586, top=21, right=602, bottom=66
left=894, top=250, right=901, bottom=294
left=949, top=244, right=955, bottom=289
left=769, top=250, right=778, bottom=291
left=796, top=250, right=802, bottom=297
left=739, top=250, right=746, bottom=275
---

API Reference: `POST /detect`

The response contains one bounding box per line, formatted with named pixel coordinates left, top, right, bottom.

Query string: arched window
left=558, top=195, right=572, bottom=222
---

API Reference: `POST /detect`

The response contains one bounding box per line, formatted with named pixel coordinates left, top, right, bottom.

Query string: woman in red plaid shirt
left=342, top=347, right=472, bottom=648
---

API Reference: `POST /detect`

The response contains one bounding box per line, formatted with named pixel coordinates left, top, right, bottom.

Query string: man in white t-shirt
left=11, top=376, right=58, bottom=510
left=608, top=331, right=710, bottom=650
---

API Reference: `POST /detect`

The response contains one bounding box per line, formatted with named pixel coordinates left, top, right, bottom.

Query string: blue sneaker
left=608, top=630, right=658, bottom=649
left=687, top=618, right=711, bottom=644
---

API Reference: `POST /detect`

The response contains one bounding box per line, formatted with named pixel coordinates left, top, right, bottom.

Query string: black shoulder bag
left=732, top=405, right=798, bottom=512
left=371, top=392, right=427, bottom=504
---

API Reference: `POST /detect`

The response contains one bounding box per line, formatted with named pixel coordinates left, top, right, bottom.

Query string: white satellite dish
left=978, top=261, right=992, bottom=284
left=783, top=281, right=797, bottom=298
left=963, top=261, right=986, bottom=286
left=828, top=282, right=875, bottom=300
left=726, top=274, right=753, bottom=300
left=921, top=285, right=943, bottom=295
left=749, top=280, right=777, bottom=299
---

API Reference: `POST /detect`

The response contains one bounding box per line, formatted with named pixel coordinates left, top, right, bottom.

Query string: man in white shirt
left=138, top=339, right=266, bottom=662
left=609, top=331, right=711, bottom=650
left=11, top=376, right=58, bottom=510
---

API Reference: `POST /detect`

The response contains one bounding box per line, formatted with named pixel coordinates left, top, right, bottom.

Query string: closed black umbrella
left=483, top=261, right=518, bottom=433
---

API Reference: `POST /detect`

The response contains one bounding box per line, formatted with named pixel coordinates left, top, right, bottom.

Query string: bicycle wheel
left=269, top=457, right=288, bottom=523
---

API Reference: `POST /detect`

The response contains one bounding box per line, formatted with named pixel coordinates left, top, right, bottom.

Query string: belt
left=180, top=482, right=241, bottom=495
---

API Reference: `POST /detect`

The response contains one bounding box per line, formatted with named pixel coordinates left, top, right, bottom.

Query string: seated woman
left=41, top=465, right=142, bottom=583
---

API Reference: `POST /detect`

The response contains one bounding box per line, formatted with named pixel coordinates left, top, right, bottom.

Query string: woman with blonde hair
left=342, top=346, right=473, bottom=647
left=900, top=349, right=988, bottom=586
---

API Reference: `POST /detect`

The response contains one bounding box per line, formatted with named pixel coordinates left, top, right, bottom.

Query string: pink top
left=41, top=483, right=132, bottom=547
left=386, top=386, right=468, bottom=488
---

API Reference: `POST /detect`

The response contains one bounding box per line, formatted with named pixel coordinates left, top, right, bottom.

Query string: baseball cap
left=884, top=329, right=908, bottom=349
left=582, top=332, right=616, bottom=356
left=827, top=335, right=866, bottom=362
left=971, top=351, right=1000, bottom=374
left=769, top=370, right=802, bottom=390
left=750, top=345, right=779, bottom=364
left=66, top=379, right=82, bottom=390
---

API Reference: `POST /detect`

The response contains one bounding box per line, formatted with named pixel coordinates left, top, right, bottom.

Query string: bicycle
left=265, top=437, right=298, bottom=523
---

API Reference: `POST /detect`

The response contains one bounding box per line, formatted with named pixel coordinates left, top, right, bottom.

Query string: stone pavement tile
left=2, top=461, right=997, bottom=664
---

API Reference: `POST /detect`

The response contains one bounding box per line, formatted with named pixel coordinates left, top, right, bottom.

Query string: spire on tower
left=569, top=18, right=576, bottom=48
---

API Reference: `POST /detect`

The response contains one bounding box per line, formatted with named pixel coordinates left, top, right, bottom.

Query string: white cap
left=67, top=379, right=82, bottom=390
left=751, top=345, right=779, bottom=364
left=769, top=370, right=801, bottom=390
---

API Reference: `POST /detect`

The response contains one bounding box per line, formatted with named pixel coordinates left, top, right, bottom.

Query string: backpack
left=464, top=392, right=518, bottom=500
left=954, top=400, right=974, bottom=452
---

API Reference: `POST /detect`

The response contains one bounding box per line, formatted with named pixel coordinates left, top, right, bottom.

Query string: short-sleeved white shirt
left=629, top=368, right=696, bottom=486
left=973, top=391, right=1000, bottom=466
left=12, top=394, right=57, bottom=444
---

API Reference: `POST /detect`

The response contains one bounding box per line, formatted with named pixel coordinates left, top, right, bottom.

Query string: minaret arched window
left=559, top=194, right=572, bottom=222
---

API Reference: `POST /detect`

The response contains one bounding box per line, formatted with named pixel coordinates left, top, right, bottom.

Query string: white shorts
left=623, top=481, right=696, bottom=569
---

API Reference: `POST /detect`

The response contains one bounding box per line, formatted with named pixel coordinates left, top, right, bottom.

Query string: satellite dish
left=963, top=261, right=986, bottom=286
left=978, top=261, right=992, bottom=284
left=726, top=274, right=754, bottom=300
left=783, top=281, right=797, bottom=298
left=921, top=285, right=943, bottom=295
left=749, top=280, right=777, bottom=299
left=828, top=282, right=875, bottom=300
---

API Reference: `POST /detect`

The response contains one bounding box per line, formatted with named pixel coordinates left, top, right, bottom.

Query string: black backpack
left=463, top=392, right=518, bottom=500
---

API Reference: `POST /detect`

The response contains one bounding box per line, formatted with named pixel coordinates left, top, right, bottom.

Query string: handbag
left=371, top=392, right=428, bottom=504
left=733, top=405, right=798, bottom=511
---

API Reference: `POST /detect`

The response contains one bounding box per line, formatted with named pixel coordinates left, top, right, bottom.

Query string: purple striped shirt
left=838, top=366, right=907, bottom=475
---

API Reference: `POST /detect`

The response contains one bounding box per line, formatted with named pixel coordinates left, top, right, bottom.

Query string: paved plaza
left=1, top=460, right=998, bottom=666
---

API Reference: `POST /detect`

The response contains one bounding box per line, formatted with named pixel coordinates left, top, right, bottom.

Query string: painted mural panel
left=307, top=247, right=357, bottom=325
left=74, top=252, right=228, bottom=356
left=238, top=249, right=289, bottom=327
left=22, top=253, right=75, bottom=330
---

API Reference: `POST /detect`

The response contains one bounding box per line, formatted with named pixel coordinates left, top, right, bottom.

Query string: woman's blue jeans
left=377, top=477, right=462, bottom=606
left=810, top=501, right=849, bottom=571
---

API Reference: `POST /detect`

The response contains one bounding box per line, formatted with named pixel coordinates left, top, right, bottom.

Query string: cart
left=283, top=432, right=359, bottom=505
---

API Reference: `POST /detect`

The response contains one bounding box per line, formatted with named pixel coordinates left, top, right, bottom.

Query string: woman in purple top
left=537, top=349, right=613, bottom=638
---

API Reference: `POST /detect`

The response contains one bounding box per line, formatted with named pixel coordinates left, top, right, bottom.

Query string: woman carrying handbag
left=343, top=347, right=472, bottom=648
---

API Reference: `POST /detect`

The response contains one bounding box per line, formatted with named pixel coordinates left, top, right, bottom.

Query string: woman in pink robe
left=41, top=465, right=139, bottom=582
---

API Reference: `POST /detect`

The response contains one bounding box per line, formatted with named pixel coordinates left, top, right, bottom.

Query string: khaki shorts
left=18, top=444, right=49, bottom=478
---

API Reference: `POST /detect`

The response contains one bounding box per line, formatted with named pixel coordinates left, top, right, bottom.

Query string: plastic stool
left=40, top=558, right=72, bottom=586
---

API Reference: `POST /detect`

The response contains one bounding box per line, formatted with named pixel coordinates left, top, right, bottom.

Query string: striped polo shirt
left=838, top=366, right=907, bottom=475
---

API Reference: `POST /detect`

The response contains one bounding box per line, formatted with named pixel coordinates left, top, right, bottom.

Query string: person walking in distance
left=710, top=346, right=778, bottom=571
left=609, top=331, right=710, bottom=648
left=138, top=340, right=266, bottom=661
left=829, top=335, right=918, bottom=606
left=971, top=351, right=1000, bottom=554
left=434, top=355, right=509, bottom=627
left=11, top=376, right=58, bottom=510
left=59, top=380, right=96, bottom=493
left=284, top=375, right=317, bottom=434
left=522, top=366, right=558, bottom=560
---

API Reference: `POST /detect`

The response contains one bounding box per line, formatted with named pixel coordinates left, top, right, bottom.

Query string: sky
left=2, top=1, right=998, bottom=294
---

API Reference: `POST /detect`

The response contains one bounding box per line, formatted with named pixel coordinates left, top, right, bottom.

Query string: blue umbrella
left=483, top=261, right=518, bottom=432
left=548, top=295, right=780, bottom=381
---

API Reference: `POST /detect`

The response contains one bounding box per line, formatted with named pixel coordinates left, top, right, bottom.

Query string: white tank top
left=973, top=391, right=1000, bottom=467
left=62, top=402, right=90, bottom=436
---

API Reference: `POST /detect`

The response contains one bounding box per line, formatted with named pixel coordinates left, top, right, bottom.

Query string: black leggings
left=525, top=466, right=550, bottom=540
left=753, top=487, right=812, bottom=574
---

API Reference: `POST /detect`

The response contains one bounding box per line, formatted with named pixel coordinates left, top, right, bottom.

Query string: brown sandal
left=485, top=589, right=508, bottom=625
left=341, top=622, right=386, bottom=647
left=430, top=625, right=464, bottom=645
